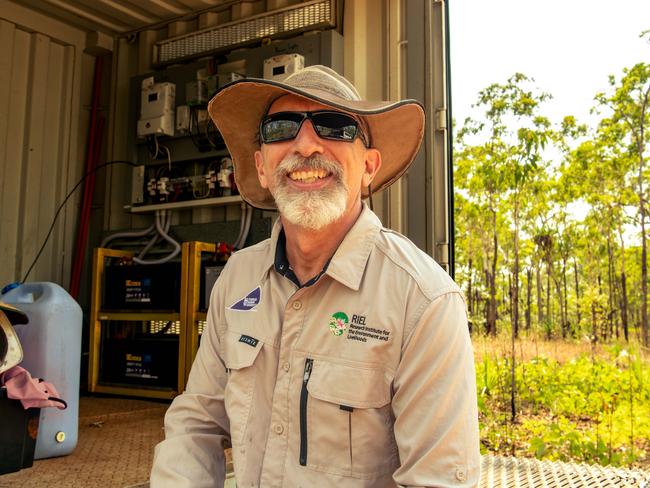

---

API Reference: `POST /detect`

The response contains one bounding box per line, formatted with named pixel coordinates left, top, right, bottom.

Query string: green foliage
left=477, top=346, right=650, bottom=467
left=455, top=62, right=650, bottom=343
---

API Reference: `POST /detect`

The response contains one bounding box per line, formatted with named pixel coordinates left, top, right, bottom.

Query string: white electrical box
left=137, top=77, right=175, bottom=137
left=131, top=165, right=145, bottom=204
left=176, top=105, right=190, bottom=134
left=263, top=54, right=305, bottom=82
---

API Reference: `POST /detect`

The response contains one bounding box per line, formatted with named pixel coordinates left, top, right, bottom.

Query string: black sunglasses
left=260, top=111, right=368, bottom=146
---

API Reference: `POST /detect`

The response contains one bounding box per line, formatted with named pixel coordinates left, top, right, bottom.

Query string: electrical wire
left=136, top=210, right=171, bottom=260
left=133, top=210, right=181, bottom=265
left=21, top=160, right=139, bottom=283
left=101, top=223, right=156, bottom=248
left=233, top=203, right=252, bottom=249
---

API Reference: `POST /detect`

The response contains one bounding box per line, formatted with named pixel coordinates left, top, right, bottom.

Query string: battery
left=99, top=336, right=179, bottom=390
left=103, top=263, right=180, bottom=312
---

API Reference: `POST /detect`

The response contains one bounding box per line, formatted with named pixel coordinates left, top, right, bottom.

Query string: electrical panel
left=132, top=157, right=236, bottom=207
left=264, top=54, right=305, bottom=82
left=137, top=77, right=175, bottom=137
left=128, top=30, right=343, bottom=211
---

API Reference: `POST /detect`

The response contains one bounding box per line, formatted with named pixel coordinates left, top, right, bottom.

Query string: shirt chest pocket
left=300, top=358, right=399, bottom=479
left=222, top=331, right=263, bottom=446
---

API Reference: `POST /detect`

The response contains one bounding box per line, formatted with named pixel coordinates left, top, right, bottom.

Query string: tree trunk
left=640, top=209, right=648, bottom=346
left=553, top=272, right=565, bottom=338
left=607, top=235, right=615, bottom=341
left=635, top=84, right=649, bottom=346
left=467, top=258, right=473, bottom=318
left=621, top=272, right=629, bottom=342
left=619, top=228, right=629, bottom=342
left=513, top=199, right=520, bottom=340
left=546, top=263, right=552, bottom=339
left=574, top=258, right=581, bottom=327
left=526, top=268, right=532, bottom=331
left=487, top=208, right=498, bottom=336
left=537, top=264, right=543, bottom=331
left=562, top=258, right=569, bottom=337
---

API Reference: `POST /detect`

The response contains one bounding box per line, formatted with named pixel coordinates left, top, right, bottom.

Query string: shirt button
left=282, top=362, right=290, bottom=372
left=292, top=300, right=302, bottom=310
left=273, top=423, right=284, bottom=435
left=455, top=467, right=467, bottom=481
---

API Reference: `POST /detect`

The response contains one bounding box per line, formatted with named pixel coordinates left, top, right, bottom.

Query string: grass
left=472, top=335, right=650, bottom=470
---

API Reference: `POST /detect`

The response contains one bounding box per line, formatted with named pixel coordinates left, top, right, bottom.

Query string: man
left=151, top=65, right=480, bottom=487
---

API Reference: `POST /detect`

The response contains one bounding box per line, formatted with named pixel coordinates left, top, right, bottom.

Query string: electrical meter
left=137, top=77, right=175, bottom=137
left=263, top=54, right=305, bottom=82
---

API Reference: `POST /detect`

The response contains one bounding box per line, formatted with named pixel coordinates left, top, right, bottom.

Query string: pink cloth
left=1, top=366, right=67, bottom=410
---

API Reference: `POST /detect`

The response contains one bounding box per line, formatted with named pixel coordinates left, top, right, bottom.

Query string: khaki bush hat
left=207, top=65, right=425, bottom=210
left=0, top=302, right=27, bottom=374
left=0, top=302, right=28, bottom=325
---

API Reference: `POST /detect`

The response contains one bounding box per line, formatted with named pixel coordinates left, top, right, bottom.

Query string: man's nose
left=292, top=120, right=325, bottom=157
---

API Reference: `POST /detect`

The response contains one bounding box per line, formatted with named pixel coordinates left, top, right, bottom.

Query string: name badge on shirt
left=239, top=335, right=259, bottom=347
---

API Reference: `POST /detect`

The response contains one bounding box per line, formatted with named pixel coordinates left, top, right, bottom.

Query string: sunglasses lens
left=261, top=113, right=304, bottom=143
left=260, top=111, right=361, bottom=144
left=312, top=112, right=359, bottom=141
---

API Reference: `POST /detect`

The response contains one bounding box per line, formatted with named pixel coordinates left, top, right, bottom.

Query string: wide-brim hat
left=207, top=65, right=425, bottom=210
left=0, top=302, right=28, bottom=325
left=0, top=302, right=27, bottom=374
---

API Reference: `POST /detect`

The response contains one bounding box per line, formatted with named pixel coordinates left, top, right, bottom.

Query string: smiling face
left=254, top=95, right=381, bottom=230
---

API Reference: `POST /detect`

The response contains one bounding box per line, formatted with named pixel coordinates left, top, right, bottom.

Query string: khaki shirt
left=151, top=206, right=480, bottom=487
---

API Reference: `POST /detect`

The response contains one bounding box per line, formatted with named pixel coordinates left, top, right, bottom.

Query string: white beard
left=270, top=154, right=349, bottom=231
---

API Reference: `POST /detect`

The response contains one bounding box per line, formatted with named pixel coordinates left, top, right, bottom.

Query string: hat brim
left=0, top=302, right=28, bottom=325
left=208, top=78, right=425, bottom=210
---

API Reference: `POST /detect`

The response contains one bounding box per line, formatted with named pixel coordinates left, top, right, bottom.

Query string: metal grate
left=149, top=320, right=181, bottom=335
left=198, top=320, right=206, bottom=335
left=480, top=455, right=650, bottom=487
left=153, top=0, right=336, bottom=65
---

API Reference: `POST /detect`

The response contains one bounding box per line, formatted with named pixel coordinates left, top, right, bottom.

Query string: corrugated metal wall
left=0, top=2, right=88, bottom=289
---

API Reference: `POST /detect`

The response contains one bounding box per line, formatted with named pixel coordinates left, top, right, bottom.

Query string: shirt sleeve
left=150, top=271, right=231, bottom=488
left=391, top=291, right=481, bottom=488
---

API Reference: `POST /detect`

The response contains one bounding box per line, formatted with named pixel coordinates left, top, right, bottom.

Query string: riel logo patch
left=328, top=312, right=349, bottom=336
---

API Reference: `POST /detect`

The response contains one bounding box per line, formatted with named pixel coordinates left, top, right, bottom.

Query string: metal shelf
left=97, top=312, right=180, bottom=321
left=88, top=247, right=189, bottom=398
left=127, top=195, right=242, bottom=213
left=92, top=384, right=177, bottom=400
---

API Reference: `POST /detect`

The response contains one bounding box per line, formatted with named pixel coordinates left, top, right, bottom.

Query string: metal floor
left=480, top=455, right=650, bottom=488
left=1, top=396, right=648, bottom=487
left=0, top=396, right=166, bottom=488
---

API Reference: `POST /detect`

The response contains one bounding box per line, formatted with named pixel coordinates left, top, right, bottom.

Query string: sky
left=449, top=0, right=650, bottom=128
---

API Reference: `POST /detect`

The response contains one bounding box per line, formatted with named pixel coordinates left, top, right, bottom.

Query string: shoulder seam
left=374, top=231, right=457, bottom=301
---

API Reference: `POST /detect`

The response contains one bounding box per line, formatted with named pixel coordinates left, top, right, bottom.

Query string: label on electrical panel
left=125, top=279, right=152, bottom=303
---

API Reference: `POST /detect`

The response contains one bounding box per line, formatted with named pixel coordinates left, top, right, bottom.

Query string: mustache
left=273, top=154, right=344, bottom=181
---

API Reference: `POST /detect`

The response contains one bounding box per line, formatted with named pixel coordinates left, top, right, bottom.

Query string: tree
left=594, top=63, right=650, bottom=346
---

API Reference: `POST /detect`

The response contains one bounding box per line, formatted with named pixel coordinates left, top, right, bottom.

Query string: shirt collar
left=325, top=204, right=381, bottom=290
left=261, top=204, right=382, bottom=290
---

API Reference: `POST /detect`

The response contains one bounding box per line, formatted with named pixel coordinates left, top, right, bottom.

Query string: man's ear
left=362, top=148, right=382, bottom=188
left=254, top=150, right=269, bottom=189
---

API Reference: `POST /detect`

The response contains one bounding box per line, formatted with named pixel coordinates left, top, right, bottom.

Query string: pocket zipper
left=299, top=358, right=313, bottom=466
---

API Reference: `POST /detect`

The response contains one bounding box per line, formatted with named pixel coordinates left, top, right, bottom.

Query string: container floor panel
left=2, top=396, right=649, bottom=487
left=0, top=396, right=167, bottom=488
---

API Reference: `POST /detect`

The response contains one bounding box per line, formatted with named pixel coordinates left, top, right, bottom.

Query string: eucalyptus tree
left=594, top=63, right=650, bottom=346
left=458, top=74, right=553, bottom=342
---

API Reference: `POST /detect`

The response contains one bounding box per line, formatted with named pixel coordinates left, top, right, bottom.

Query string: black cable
left=21, top=160, right=139, bottom=283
